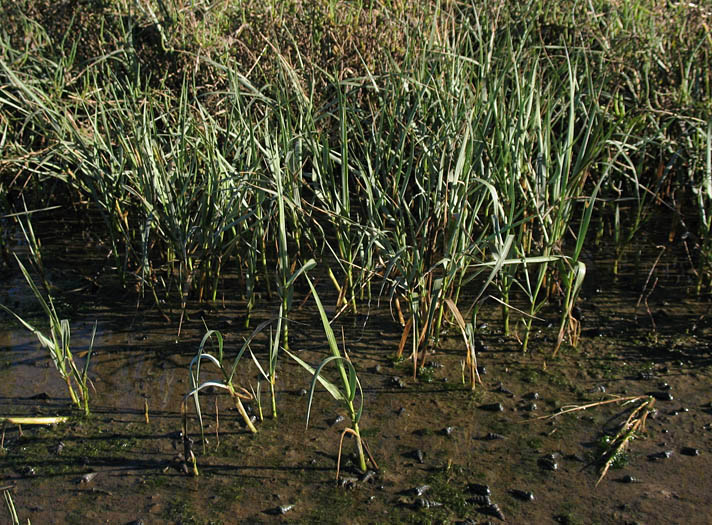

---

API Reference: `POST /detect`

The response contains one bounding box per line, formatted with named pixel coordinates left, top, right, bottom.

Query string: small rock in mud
left=480, top=403, right=504, bottom=412
left=468, top=483, right=491, bottom=496
left=509, top=489, right=534, bottom=501
left=681, top=447, right=700, bottom=456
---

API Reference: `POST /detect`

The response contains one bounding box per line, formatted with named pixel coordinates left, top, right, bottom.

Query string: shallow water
left=1, top=224, right=711, bottom=524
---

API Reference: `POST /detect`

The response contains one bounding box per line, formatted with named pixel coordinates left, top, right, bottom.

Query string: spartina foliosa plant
left=286, top=272, right=375, bottom=475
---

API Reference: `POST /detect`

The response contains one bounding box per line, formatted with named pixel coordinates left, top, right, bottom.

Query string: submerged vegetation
left=0, top=0, right=711, bottom=521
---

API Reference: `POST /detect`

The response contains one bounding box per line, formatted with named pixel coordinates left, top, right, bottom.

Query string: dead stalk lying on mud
left=533, top=395, right=655, bottom=485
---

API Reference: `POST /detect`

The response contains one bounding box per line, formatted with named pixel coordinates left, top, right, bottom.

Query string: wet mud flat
left=1, top=243, right=712, bottom=524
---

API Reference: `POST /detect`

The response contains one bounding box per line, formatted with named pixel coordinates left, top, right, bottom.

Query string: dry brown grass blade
left=336, top=427, right=379, bottom=482
left=531, top=395, right=647, bottom=421
left=444, top=299, right=482, bottom=389
left=396, top=317, right=412, bottom=359
left=595, top=397, right=654, bottom=486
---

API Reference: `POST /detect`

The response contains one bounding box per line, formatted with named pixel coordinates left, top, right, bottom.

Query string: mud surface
left=1, top=225, right=712, bottom=524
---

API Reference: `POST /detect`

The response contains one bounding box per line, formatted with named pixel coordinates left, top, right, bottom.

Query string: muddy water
left=1, top=228, right=712, bottom=524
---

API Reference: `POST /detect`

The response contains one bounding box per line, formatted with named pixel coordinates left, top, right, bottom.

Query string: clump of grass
left=184, top=327, right=263, bottom=463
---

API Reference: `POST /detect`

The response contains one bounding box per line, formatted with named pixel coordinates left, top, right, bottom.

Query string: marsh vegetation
left=1, top=1, right=711, bottom=523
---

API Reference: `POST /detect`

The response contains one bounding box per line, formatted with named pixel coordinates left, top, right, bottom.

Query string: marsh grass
left=0, top=217, right=96, bottom=415
left=186, top=328, right=261, bottom=450
left=286, top=272, right=372, bottom=474
left=2, top=5, right=712, bottom=493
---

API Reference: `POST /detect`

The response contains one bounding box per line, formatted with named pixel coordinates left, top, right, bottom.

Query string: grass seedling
left=185, top=327, right=266, bottom=454
left=0, top=218, right=96, bottom=415
left=249, top=306, right=283, bottom=420
left=285, top=272, right=374, bottom=474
